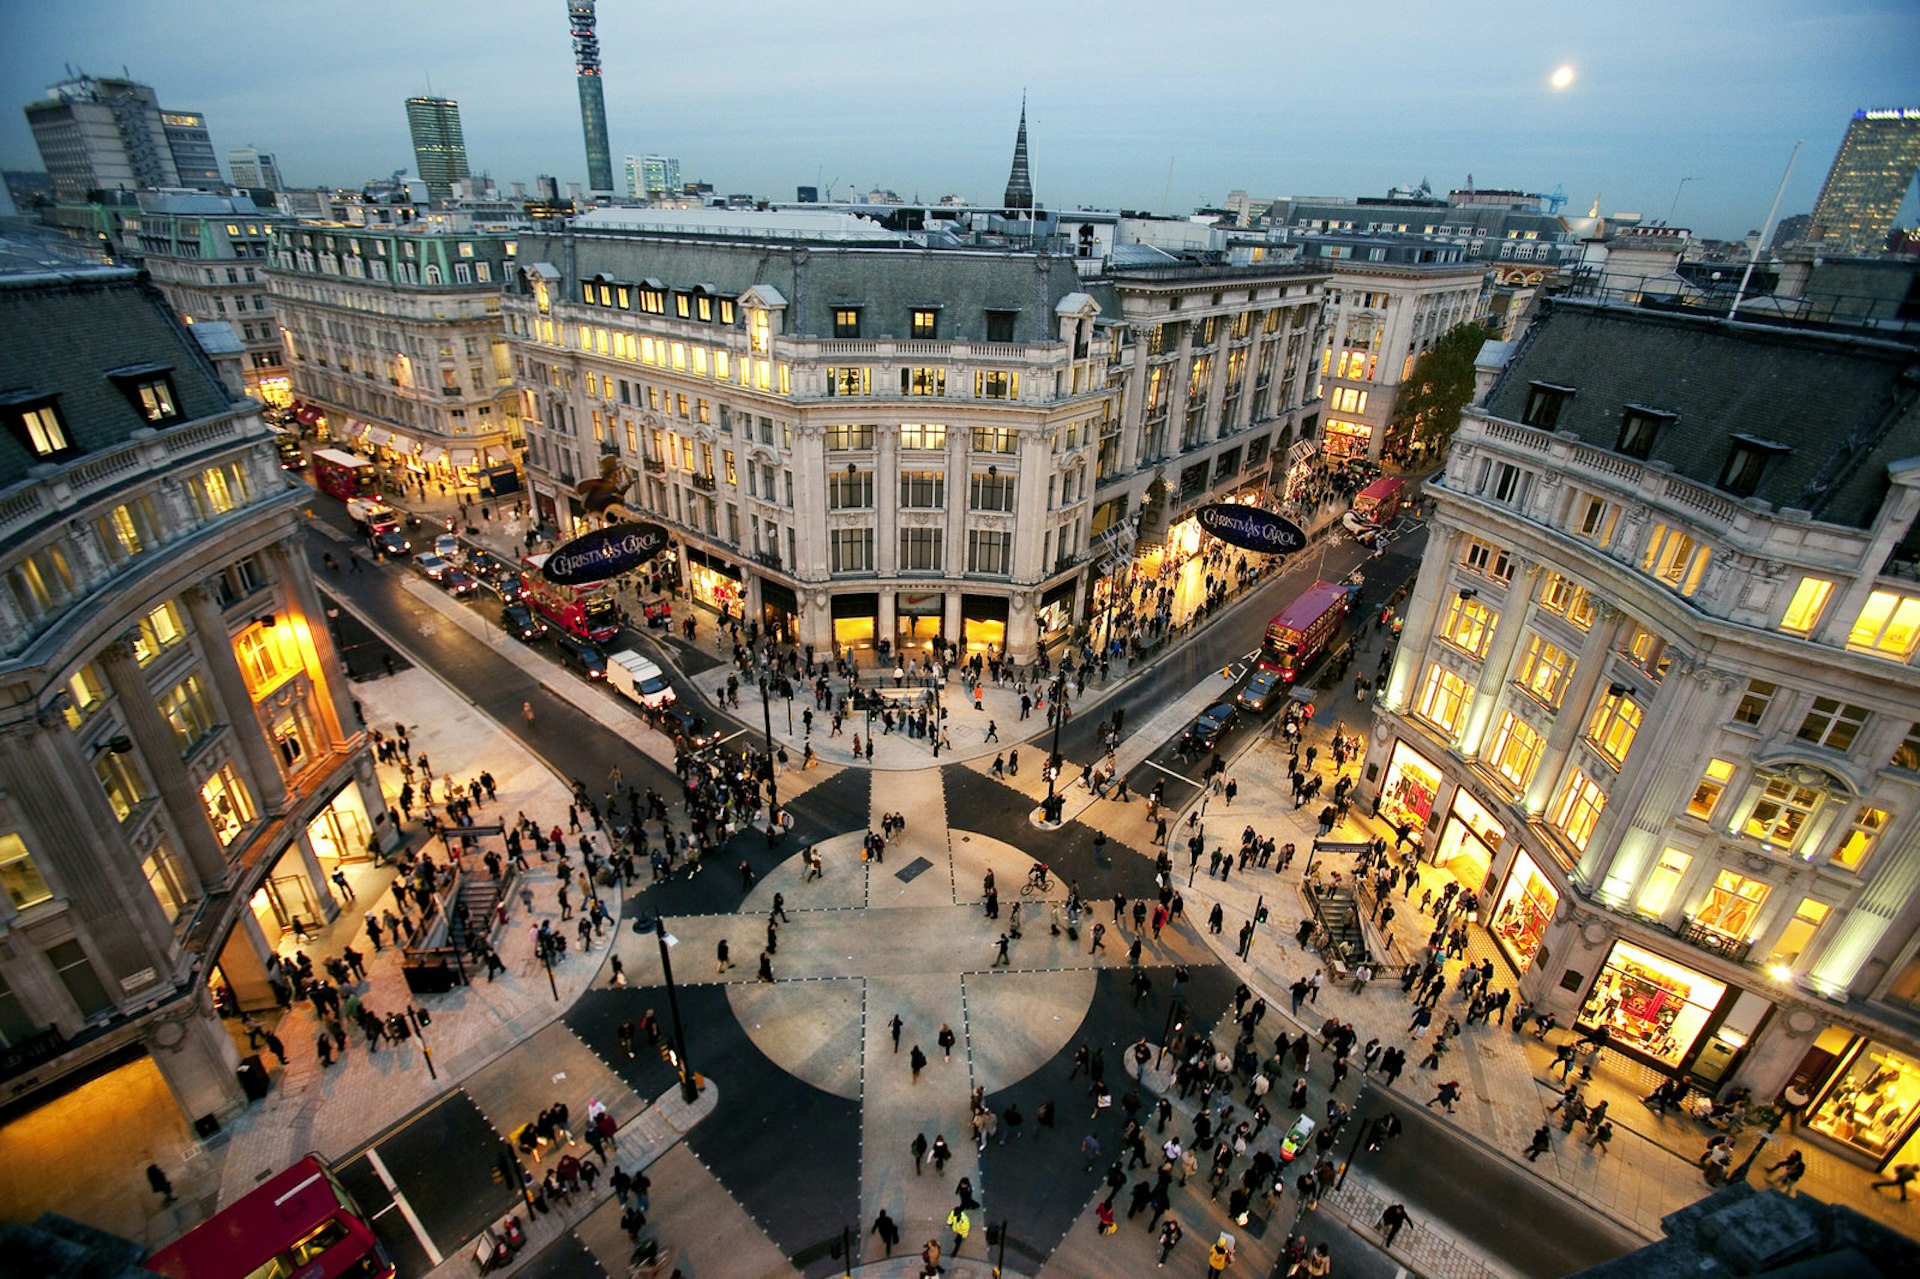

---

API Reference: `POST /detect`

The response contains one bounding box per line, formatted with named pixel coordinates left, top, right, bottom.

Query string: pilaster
left=181, top=582, right=289, bottom=816
left=97, top=639, right=230, bottom=888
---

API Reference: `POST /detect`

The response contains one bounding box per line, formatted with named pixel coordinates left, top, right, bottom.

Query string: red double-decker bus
left=1258, top=581, right=1353, bottom=683
left=522, top=552, right=620, bottom=643
left=144, top=1153, right=394, bottom=1279
left=311, top=448, right=379, bottom=502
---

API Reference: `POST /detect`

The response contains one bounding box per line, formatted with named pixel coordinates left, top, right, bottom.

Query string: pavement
left=15, top=465, right=1914, bottom=1279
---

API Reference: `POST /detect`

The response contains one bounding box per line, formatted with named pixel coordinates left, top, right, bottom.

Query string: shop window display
left=1576, top=940, right=1726, bottom=1068
left=1808, top=1041, right=1920, bottom=1162
left=1490, top=850, right=1557, bottom=971
left=1379, top=742, right=1442, bottom=835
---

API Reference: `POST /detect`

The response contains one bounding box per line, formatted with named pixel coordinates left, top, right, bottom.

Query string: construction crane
left=1542, top=183, right=1569, bottom=214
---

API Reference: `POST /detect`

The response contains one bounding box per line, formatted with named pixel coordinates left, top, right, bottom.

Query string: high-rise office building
left=227, top=146, right=283, bottom=191
left=568, top=1, right=614, bottom=197
left=23, top=74, right=224, bottom=201
left=635, top=155, right=680, bottom=199
left=404, top=95, right=470, bottom=203
left=1807, top=107, right=1920, bottom=257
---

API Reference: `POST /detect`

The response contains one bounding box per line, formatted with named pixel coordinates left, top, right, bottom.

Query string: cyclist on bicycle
left=1027, top=862, right=1052, bottom=890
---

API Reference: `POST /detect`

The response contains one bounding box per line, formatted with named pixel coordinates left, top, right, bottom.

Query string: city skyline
left=4, top=0, right=1917, bottom=238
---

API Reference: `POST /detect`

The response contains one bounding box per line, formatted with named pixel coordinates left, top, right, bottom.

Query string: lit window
left=1550, top=769, right=1607, bottom=851
left=1586, top=693, right=1643, bottom=768
left=1516, top=634, right=1575, bottom=707
left=910, top=309, right=938, bottom=339
left=1745, top=775, right=1822, bottom=850
left=1780, top=578, right=1832, bottom=635
left=61, top=663, right=107, bottom=730
left=899, top=422, right=947, bottom=450
left=1688, top=759, right=1735, bottom=820
left=1638, top=848, right=1690, bottom=916
left=903, top=368, right=947, bottom=397
left=832, top=308, right=861, bottom=338
left=1733, top=679, right=1777, bottom=726
left=0, top=832, right=54, bottom=910
left=1694, top=869, right=1769, bottom=942
left=1830, top=806, right=1888, bottom=870
left=827, top=367, right=870, bottom=397
left=1640, top=523, right=1711, bottom=597
left=1488, top=712, right=1545, bottom=791
left=976, top=370, right=1017, bottom=400
left=158, top=674, right=216, bottom=754
left=95, top=502, right=150, bottom=561
left=235, top=620, right=301, bottom=696
left=1847, top=590, right=1920, bottom=660
left=1570, top=495, right=1618, bottom=547
left=133, top=601, right=186, bottom=665
left=1538, top=574, right=1594, bottom=631
left=1796, top=697, right=1870, bottom=753
left=969, top=426, right=1018, bottom=455
left=1414, top=664, right=1472, bottom=738
left=824, top=423, right=875, bottom=451
left=1460, top=538, right=1513, bottom=583
left=1767, top=898, right=1830, bottom=968
left=200, top=763, right=255, bottom=846
left=1416, top=585, right=1491, bottom=655
left=748, top=308, right=769, bottom=352
left=94, top=750, right=149, bottom=822
left=16, top=402, right=71, bottom=455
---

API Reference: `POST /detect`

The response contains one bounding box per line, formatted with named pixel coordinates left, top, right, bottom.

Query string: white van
left=604, top=650, right=676, bottom=709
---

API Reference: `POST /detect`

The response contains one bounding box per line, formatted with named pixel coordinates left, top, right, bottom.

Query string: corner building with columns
left=505, top=208, right=1327, bottom=662
left=0, top=256, right=379, bottom=1132
left=1369, top=297, right=1920, bottom=1171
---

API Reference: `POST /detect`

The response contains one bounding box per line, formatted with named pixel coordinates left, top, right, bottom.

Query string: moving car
left=1184, top=702, right=1240, bottom=752
left=1235, top=668, right=1286, bottom=714
left=605, top=650, right=677, bottom=708
left=441, top=567, right=479, bottom=597
left=487, top=571, right=525, bottom=605
left=434, top=533, right=460, bottom=559
left=658, top=702, right=712, bottom=749
left=552, top=634, right=607, bottom=680
left=372, top=530, right=412, bottom=558
left=415, top=553, right=453, bottom=581
left=502, top=604, right=548, bottom=642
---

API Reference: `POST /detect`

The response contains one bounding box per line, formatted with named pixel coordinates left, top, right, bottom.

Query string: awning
left=295, top=406, right=322, bottom=425
left=363, top=427, right=392, bottom=446
left=427, top=448, right=450, bottom=465
left=388, top=433, right=417, bottom=453
left=449, top=449, right=477, bottom=467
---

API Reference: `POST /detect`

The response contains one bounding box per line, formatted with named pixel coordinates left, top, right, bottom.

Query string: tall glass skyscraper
left=1808, top=108, right=1920, bottom=257
left=405, top=95, right=470, bottom=203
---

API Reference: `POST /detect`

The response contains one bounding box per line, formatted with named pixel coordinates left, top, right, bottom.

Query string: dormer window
left=1719, top=434, right=1789, bottom=498
left=833, top=307, right=861, bottom=338
left=1616, top=405, right=1674, bottom=459
left=108, top=365, right=182, bottom=426
left=1521, top=382, right=1574, bottom=429
left=911, top=308, right=939, bottom=339
left=3, top=392, right=73, bottom=458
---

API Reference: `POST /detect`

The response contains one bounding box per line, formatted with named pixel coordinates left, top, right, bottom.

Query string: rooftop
left=571, top=206, right=908, bottom=244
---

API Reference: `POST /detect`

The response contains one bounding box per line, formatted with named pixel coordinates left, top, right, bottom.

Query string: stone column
left=267, top=541, right=354, bottom=746
left=1458, top=561, right=1540, bottom=759
left=145, top=985, right=246, bottom=1128
left=217, top=911, right=281, bottom=1012
left=180, top=582, right=289, bottom=816
left=1524, top=611, right=1625, bottom=816
left=292, top=829, right=340, bottom=924
left=96, top=640, right=232, bottom=889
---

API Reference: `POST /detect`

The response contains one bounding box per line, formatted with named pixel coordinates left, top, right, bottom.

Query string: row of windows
left=826, top=367, right=1019, bottom=401
left=1520, top=383, right=1790, bottom=499
left=832, top=307, right=1019, bottom=343
left=828, top=528, right=1013, bottom=576
left=3, top=370, right=182, bottom=460
left=821, top=423, right=1020, bottom=455
left=582, top=280, right=737, bottom=327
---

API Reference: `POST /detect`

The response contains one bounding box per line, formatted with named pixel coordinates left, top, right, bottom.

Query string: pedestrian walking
left=911, top=1045, right=928, bottom=1081
left=1378, top=1201, right=1411, bottom=1247
left=717, top=939, right=732, bottom=972
left=147, top=1163, right=175, bottom=1206
left=871, top=1209, right=901, bottom=1256
left=890, top=1012, right=904, bottom=1051
left=911, top=1132, right=929, bottom=1174
left=1525, top=1124, right=1552, bottom=1162
left=938, top=1023, right=957, bottom=1059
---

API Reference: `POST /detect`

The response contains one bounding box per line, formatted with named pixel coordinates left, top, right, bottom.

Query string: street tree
left=1391, top=321, right=1496, bottom=459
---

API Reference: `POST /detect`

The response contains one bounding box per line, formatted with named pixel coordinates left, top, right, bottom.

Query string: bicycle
left=1020, top=868, right=1054, bottom=896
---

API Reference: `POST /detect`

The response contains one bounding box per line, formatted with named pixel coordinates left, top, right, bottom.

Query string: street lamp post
left=1158, top=996, right=1186, bottom=1067
left=1728, top=1106, right=1787, bottom=1185
left=759, top=676, right=782, bottom=845
left=1041, top=673, right=1069, bottom=822
left=538, top=930, right=559, bottom=1002
left=653, top=918, right=700, bottom=1104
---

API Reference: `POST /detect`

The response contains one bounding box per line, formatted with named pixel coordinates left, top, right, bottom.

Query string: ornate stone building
left=0, top=250, right=379, bottom=1131
left=1367, top=297, right=1920, bottom=1170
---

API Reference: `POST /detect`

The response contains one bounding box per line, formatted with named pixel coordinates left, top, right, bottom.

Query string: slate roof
left=1483, top=298, right=1920, bottom=530
left=541, top=228, right=1081, bottom=345
left=0, top=268, right=238, bottom=490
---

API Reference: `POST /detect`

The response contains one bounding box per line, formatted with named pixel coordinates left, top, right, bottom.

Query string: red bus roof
left=1356, top=477, right=1403, bottom=502
left=1270, top=581, right=1351, bottom=633
left=145, top=1154, right=344, bottom=1278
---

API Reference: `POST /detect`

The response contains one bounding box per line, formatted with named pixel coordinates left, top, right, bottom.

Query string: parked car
left=552, top=634, right=607, bottom=680
left=467, top=549, right=511, bottom=580
left=502, top=604, right=548, bottom=642
left=372, top=530, right=412, bottom=558
left=415, top=553, right=453, bottom=581
left=441, top=567, right=479, bottom=597
left=1235, top=668, right=1286, bottom=715
left=1184, top=702, right=1240, bottom=752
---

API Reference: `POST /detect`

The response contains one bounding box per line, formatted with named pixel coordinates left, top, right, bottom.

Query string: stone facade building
left=503, top=208, right=1327, bottom=661
left=1367, top=297, right=1920, bottom=1170
left=0, top=253, right=379, bottom=1130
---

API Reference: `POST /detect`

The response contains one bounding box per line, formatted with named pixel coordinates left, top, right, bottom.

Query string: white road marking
left=366, top=1148, right=443, bottom=1265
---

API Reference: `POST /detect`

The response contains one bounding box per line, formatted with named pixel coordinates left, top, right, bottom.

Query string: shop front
left=1432, top=788, right=1504, bottom=890
left=1379, top=740, right=1442, bottom=836
left=760, top=579, right=799, bottom=645
left=304, top=781, right=375, bottom=868
left=896, top=591, right=945, bottom=647
left=1800, top=1030, right=1920, bottom=1169
left=686, top=548, right=743, bottom=618
left=1489, top=848, right=1558, bottom=973
left=1037, top=580, right=1078, bottom=646
left=833, top=592, right=878, bottom=650
left=1576, top=939, right=1729, bottom=1071
left=1322, top=417, right=1375, bottom=460
left=961, top=594, right=1008, bottom=654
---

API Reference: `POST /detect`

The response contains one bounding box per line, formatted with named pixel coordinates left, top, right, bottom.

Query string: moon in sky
left=1551, top=64, right=1577, bottom=90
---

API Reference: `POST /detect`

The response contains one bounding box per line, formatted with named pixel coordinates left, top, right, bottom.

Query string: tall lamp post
left=759, top=675, right=784, bottom=845
left=652, top=917, right=700, bottom=1103
left=1041, top=673, right=1069, bottom=821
